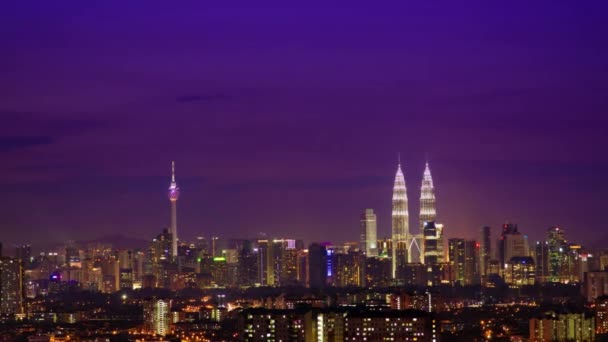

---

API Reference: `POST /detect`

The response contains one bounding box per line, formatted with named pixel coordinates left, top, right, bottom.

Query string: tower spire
left=420, top=160, right=436, bottom=229
left=168, top=161, right=180, bottom=259
left=171, top=160, right=176, bottom=183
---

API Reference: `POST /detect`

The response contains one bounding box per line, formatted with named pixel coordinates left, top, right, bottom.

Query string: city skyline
left=2, top=2, right=608, bottom=248
left=2, top=3, right=608, bottom=340
left=0, top=157, right=589, bottom=261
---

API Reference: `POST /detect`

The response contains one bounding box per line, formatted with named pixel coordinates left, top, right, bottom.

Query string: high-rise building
left=364, top=256, right=392, bottom=288
left=419, top=162, right=436, bottom=231
left=144, top=299, right=171, bottom=336
left=391, top=159, right=409, bottom=279
left=332, top=250, right=364, bottom=287
left=168, top=161, right=180, bottom=259
left=0, top=257, right=23, bottom=315
left=497, top=223, right=529, bottom=269
left=359, top=209, right=378, bottom=257
left=15, top=245, right=31, bottom=268
left=308, top=243, right=328, bottom=289
left=237, top=240, right=258, bottom=287
left=297, top=249, right=308, bottom=286
left=535, top=241, right=549, bottom=283
left=596, top=297, right=608, bottom=334
left=211, top=237, right=220, bottom=257
left=448, top=238, right=465, bottom=285
left=254, top=239, right=302, bottom=287
left=480, top=226, right=491, bottom=278
left=423, top=221, right=441, bottom=265
left=275, top=239, right=299, bottom=286
left=504, top=257, right=535, bottom=287
left=256, top=240, right=273, bottom=286
left=547, top=226, right=568, bottom=283
left=464, top=240, right=480, bottom=285
left=583, top=271, right=608, bottom=302
left=210, top=256, right=230, bottom=287
left=148, top=229, right=172, bottom=288
left=446, top=238, right=478, bottom=285
left=504, top=233, right=529, bottom=265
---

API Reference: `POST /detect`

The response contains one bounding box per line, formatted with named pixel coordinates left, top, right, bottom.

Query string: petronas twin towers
left=391, top=159, right=437, bottom=278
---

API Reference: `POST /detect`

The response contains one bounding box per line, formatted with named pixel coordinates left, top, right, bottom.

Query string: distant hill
left=34, top=234, right=149, bottom=252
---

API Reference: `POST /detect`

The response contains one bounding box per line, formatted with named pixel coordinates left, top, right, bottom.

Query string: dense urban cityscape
left=3, top=2, right=608, bottom=342
left=0, top=160, right=606, bottom=341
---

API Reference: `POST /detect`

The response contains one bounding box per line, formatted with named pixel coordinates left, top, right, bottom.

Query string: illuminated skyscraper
left=391, top=158, right=409, bottom=279
left=15, top=245, right=31, bottom=268
left=0, top=257, right=23, bottom=315
left=479, top=226, right=491, bottom=279
left=168, top=161, right=180, bottom=258
left=423, top=222, right=440, bottom=265
left=360, top=209, right=378, bottom=257
left=419, top=162, right=436, bottom=230
left=547, top=226, right=568, bottom=283
left=448, top=238, right=465, bottom=284
left=144, top=299, right=170, bottom=336
left=498, top=223, right=519, bottom=266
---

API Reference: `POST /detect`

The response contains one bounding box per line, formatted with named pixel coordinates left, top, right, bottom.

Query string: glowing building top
left=419, top=161, right=436, bottom=230
left=168, top=161, right=179, bottom=202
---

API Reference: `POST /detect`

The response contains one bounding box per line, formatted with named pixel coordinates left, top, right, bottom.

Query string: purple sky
left=2, top=2, right=608, bottom=248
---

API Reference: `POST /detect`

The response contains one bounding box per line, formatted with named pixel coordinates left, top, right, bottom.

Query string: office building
left=504, top=256, right=535, bottom=287
left=359, top=209, right=378, bottom=257
left=535, top=241, right=549, bottom=283
left=308, top=243, right=328, bottom=289
left=480, top=226, right=491, bottom=278
left=464, top=240, right=480, bottom=285
left=498, top=223, right=530, bottom=269
left=331, top=250, right=363, bottom=287
left=423, top=221, right=444, bottom=265
left=547, top=226, right=568, bottom=283
left=0, top=257, right=23, bottom=315
left=237, top=240, right=258, bottom=287
left=448, top=238, right=465, bottom=285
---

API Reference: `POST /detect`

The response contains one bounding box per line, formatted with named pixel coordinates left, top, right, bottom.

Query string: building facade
left=0, top=257, right=23, bottom=315
left=360, top=209, right=378, bottom=257
left=391, top=160, right=409, bottom=279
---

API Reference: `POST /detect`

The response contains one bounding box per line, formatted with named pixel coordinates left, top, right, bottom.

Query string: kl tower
left=168, top=161, right=180, bottom=259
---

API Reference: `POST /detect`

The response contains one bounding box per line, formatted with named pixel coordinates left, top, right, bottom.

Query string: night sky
left=2, top=2, right=608, bottom=248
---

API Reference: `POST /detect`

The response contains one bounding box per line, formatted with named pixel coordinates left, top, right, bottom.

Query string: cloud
left=220, top=175, right=386, bottom=192
left=175, top=94, right=231, bottom=103
left=0, top=136, right=55, bottom=152
left=0, top=111, right=109, bottom=137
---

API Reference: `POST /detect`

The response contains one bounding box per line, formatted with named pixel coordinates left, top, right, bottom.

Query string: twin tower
left=361, top=160, right=438, bottom=279
left=392, top=160, right=437, bottom=277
